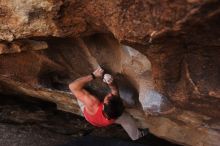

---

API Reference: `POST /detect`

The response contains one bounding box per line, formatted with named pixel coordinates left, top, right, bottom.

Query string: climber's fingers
left=93, top=67, right=104, bottom=78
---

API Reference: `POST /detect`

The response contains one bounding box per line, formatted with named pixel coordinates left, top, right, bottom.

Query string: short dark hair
left=103, top=95, right=124, bottom=119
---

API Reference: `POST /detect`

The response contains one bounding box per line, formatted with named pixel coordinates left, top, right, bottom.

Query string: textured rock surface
left=0, top=39, right=47, bottom=54
left=0, top=0, right=220, bottom=146
left=0, top=94, right=181, bottom=146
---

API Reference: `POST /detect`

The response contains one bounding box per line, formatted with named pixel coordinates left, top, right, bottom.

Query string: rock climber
left=69, top=67, right=148, bottom=140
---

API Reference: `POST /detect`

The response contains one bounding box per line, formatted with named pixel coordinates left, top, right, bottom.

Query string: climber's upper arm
left=69, top=85, right=99, bottom=107
left=108, top=83, right=119, bottom=96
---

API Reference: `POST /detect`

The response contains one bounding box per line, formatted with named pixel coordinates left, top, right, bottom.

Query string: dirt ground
left=0, top=123, right=72, bottom=146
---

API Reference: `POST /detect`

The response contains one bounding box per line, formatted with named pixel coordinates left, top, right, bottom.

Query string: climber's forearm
left=108, top=82, right=119, bottom=96
left=69, top=75, right=93, bottom=91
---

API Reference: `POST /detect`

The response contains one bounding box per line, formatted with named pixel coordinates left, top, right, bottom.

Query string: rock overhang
left=0, top=0, right=220, bottom=146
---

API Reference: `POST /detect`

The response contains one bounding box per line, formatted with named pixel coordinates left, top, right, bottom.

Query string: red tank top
left=83, top=103, right=115, bottom=127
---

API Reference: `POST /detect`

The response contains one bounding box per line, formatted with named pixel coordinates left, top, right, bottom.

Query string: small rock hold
left=0, top=43, right=8, bottom=54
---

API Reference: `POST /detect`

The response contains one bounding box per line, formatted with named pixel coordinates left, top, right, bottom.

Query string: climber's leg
left=115, top=112, right=142, bottom=140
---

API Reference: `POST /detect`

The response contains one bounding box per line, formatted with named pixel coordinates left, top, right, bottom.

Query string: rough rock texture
left=0, top=0, right=220, bottom=146
left=0, top=39, right=48, bottom=54
left=0, top=94, right=181, bottom=146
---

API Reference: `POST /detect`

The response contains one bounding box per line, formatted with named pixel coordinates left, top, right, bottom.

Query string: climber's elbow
left=69, top=82, right=79, bottom=92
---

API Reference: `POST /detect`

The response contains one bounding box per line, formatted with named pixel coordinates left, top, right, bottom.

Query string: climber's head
left=103, top=93, right=124, bottom=120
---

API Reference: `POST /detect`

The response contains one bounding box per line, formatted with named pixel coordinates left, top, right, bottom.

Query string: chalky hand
left=103, top=74, right=113, bottom=84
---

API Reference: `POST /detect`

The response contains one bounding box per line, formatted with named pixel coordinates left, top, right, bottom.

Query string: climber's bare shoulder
left=70, top=87, right=100, bottom=113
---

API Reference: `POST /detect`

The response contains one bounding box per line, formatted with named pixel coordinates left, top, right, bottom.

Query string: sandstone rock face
left=0, top=0, right=220, bottom=146
left=0, top=39, right=47, bottom=54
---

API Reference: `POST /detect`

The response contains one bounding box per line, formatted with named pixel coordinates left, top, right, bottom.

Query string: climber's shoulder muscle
left=70, top=87, right=99, bottom=109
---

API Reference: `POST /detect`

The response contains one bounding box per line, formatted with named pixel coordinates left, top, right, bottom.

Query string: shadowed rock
left=0, top=1, right=220, bottom=146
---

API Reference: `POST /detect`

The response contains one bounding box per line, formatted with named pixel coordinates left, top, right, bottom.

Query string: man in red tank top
left=69, top=67, right=148, bottom=140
